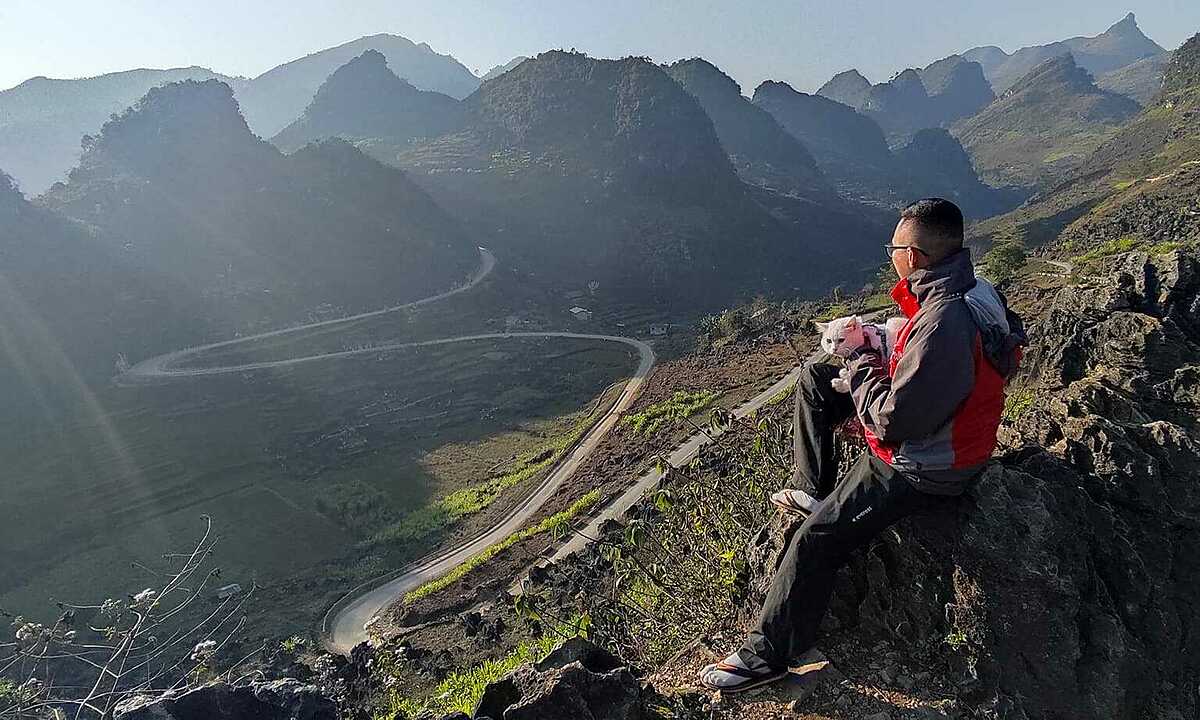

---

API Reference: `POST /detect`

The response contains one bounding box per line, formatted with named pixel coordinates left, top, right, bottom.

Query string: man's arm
left=846, top=308, right=977, bottom=445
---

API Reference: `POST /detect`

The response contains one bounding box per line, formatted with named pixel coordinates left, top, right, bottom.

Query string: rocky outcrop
left=740, top=249, right=1200, bottom=718
left=473, top=638, right=642, bottom=720
left=113, top=679, right=337, bottom=720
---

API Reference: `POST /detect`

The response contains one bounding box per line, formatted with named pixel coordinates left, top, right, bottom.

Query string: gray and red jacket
left=847, top=249, right=1026, bottom=494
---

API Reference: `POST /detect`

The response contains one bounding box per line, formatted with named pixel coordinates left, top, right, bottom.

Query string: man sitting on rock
left=700, top=198, right=1026, bottom=692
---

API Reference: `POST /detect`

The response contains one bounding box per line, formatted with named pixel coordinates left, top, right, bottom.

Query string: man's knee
left=782, top=513, right=851, bottom=567
left=800, top=359, right=841, bottom=400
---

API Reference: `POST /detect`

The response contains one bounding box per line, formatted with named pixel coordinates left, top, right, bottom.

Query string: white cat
left=816, top=315, right=906, bottom=393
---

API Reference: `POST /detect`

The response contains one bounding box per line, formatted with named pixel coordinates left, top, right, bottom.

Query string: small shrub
left=1003, top=388, right=1036, bottom=422
left=980, top=241, right=1028, bottom=284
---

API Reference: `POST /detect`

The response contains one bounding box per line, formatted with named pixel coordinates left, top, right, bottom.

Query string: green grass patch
left=1071, top=234, right=1144, bottom=263
left=404, top=489, right=602, bottom=604
left=383, top=634, right=560, bottom=719
left=1002, top=388, right=1036, bottom=423
left=1111, top=179, right=1137, bottom=191
left=621, top=390, right=719, bottom=437
left=766, top=382, right=796, bottom=408
left=373, top=407, right=605, bottom=547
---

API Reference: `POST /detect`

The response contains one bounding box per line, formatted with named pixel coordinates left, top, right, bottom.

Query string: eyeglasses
left=884, top=244, right=929, bottom=258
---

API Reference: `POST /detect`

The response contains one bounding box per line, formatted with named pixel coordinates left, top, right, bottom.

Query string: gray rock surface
left=473, top=638, right=642, bottom=720
left=113, top=679, right=337, bottom=720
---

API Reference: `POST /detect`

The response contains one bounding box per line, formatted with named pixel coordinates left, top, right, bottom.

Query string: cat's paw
left=830, top=368, right=852, bottom=393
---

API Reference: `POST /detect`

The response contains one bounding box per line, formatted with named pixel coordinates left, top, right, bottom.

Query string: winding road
left=116, top=247, right=657, bottom=654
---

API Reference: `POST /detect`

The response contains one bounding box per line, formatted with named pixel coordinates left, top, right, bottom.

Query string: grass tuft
left=373, top=409, right=604, bottom=547
left=404, top=489, right=602, bottom=603
left=380, top=634, right=559, bottom=719
left=621, top=390, right=719, bottom=437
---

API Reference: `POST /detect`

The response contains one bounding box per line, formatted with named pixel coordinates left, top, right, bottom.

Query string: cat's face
left=817, top=316, right=861, bottom=355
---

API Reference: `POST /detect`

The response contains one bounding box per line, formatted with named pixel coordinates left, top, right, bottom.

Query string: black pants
left=742, top=359, right=956, bottom=669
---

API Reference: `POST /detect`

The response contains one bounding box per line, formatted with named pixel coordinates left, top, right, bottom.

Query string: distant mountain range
left=752, top=80, right=1018, bottom=217
left=0, top=34, right=480, bottom=194
left=972, top=31, right=1200, bottom=250
left=807, top=13, right=1171, bottom=198
left=818, top=55, right=994, bottom=142
left=0, top=66, right=241, bottom=194
left=389, top=51, right=886, bottom=307
left=272, top=50, right=465, bottom=153
left=952, top=54, right=1141, bottom=189
left=234, top=34, right=480, bottom=138
left=35, top=79, right=477, bottom=361
left=964, top=13, right=1166, bottom=93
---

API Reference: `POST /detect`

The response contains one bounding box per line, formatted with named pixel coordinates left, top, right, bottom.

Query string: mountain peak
left=1005, top=53, right=1093, bottom=95
left=271, top=50, right=464, bottom=152
left=0, top=169, right=21, bottom=205
left=816, top=69, right=872, bottom=109
left=665, top=59, right=829, bottom=199
left=95, top=79, right=252, bottom=152
left=665, top=58, right=742, bottom=96
left=1109, top=12, right=1139, bottom=33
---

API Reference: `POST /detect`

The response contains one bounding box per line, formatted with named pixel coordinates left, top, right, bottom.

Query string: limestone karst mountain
left=40, top=79, right=477, bottom=340
left=918, top=54, right=996, bottom=124
left=972, top=32, right=1200, bottom=250
left=964, top=12, right=1166, bottom=93
left=664, top=58, right=833, bottom=201
left=1096, top=52, right=1171, bottom=105
left=817, top=56, right=993, bottom=142
left=0, top=66, right=242, bottom=195
left=271, top=50, right=466, bottom=153
left=755, top=80, right=1018, bottom=217
left=953, top=54, right=1141, bottom=189
left=754, top=80, right=899, bottom=204
left=234, top=33, right=480, bottom=137
left=392, top=52, right=886, bottom=307
left=816, top=69, right=872, bottom=109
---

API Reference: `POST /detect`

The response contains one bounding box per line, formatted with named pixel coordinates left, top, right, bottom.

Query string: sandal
left=770, top=488, right=821, bottom=518
left=698, top=650, right=786, bottom=693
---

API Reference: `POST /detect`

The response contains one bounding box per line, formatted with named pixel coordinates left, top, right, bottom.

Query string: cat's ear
left=814, top=321, right=829, bottom=333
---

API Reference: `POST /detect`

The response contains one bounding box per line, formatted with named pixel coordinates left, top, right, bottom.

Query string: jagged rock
left=739, top=250, right=1200, bottom=718
left=113, top=679, right=336, bottom=720
left=473, top=638, right=641, bottom=720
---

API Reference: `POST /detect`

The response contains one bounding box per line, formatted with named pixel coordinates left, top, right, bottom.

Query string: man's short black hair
left=899, top=198, right=964, bottom=260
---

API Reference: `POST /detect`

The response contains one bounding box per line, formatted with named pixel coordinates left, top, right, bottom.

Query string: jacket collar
left=890, top=248, right=976, bottom=318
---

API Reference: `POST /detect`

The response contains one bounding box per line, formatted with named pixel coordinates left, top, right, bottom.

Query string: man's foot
left=698, top=650, right=786, bottom=693
left=770, top=488, right=821, bottom=518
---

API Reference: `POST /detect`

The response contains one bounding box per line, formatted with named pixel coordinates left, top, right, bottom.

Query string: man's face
left=890, top=220, right=925, bottom=279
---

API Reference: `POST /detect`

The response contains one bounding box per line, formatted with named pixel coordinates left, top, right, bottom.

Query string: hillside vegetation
left=972, top=32, right=1200, bottom=249
left=953, top=54, right=1141, bottom=190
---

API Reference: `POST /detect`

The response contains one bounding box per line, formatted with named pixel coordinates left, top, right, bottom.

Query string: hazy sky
left=2, top=1, right=1198, bottom=94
